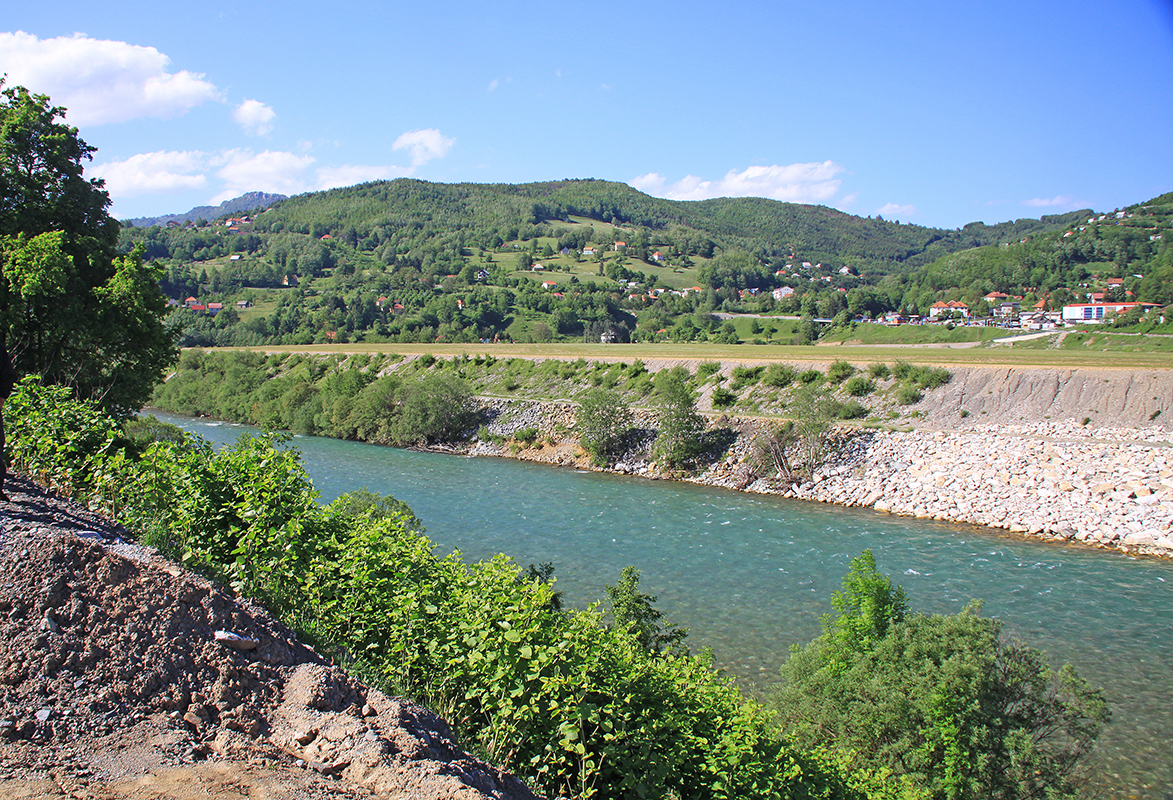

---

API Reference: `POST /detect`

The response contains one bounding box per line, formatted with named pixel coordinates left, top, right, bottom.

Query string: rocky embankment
left=471, top=372, right=1173, bottom=559
left=698, top=420, right=1173, bottom=557
left=0, top=475, right=537, bottom=800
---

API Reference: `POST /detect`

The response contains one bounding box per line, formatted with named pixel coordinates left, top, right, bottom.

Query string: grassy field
left=821, top=323, right=1005, bottom=346
left=221, top=339, right=1173, bottom=370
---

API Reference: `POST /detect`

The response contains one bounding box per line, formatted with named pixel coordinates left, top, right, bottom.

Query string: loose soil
left=0, top=475, right=538, bottom=800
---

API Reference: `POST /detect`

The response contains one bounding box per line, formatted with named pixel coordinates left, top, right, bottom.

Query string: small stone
left=214, top=630, right=258, bottom=650
left=361, top=703, right=375, bottom=717
left=35, top=708, right=52, bottom=723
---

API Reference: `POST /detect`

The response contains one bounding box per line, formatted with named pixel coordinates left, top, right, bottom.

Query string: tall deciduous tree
left=652, top=366, right=706, bottom=468
left=0, top=82, right=175, bottom=416
left=575, top=387, right=632, bottom=465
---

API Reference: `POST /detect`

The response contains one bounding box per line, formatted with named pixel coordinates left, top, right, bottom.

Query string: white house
left=1061, top=302, right=1158, bottom=322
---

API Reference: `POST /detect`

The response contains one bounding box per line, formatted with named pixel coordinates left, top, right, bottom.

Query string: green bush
left=392, top=374, right=478, bottom=444
left=868, top=362, right=890, bottom=380
left=513, top=426, right=539, bottom=446
left=576, top=387, right=633, bottom=465
left=799, top=369, right=823, bottom=384
left=835, top=400, right=869, bottom=419
left=895, top=384, right=923, bottom=405
left=826, top=360, right=856, bottom=383
left=5, top=378, right=120, bottom=495
left=730, top=365, right=764, bottom=391
left=763, top=363, right=797, bottom=388
left=696, top=361, right=722, bottom=380
left=844, top=376, right=874, bottom=397
left=711, top=386, right=737, bottom=408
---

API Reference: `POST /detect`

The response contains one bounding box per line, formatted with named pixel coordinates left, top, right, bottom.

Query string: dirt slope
left=0, top=475, right=538, bottom=800
left=907, top=366, right=1173, bottom=428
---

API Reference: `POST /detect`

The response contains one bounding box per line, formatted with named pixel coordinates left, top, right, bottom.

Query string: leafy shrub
left=711, top=386, right=737, bottom=408
left=868, top=362, right=890, bottom=380
left=826, top=360, right=856, bottom=383
left=763, top=363, right=796, bottom=388
left=5, top=378, right=120, bottom=495
left=895, top=384, right=923, bottom=405
left=914, top=365, right=952, bottom=389
left=513, top=426, right=539, bottom=446
left=799, top=369, right=823, bottom=384
left=730, top=365, right=764, bottom=391
left=391, top=374, right=477, bottom=444
left=416, top=353, right=436, bottom=369
left=844, top=376, right=874, bottom=397
left=834, top=400, right=869, bottom=419
left=696, top=361, right=722, bottom=380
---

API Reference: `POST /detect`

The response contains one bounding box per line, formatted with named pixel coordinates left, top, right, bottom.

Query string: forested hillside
left=115, top=179, right=1171, bottom=348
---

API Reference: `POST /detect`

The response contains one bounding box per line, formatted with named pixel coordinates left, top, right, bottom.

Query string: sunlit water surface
left=155, top=413, right=1173, bottom=798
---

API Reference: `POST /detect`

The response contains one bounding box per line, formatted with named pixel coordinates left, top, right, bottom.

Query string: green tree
left=0, top=82, right=175, bottom=416
left=652, top=366, right=706, bottom=468
left=769, top=551, right=1109, bottom=800
left=392, top=373, right=477, bottom=444
left=605, top=565, right=688, bottom=655
left=575, top=387, right=632, bottom=465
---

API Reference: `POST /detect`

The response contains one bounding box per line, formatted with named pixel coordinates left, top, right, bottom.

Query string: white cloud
left=632, top=162, right=845, bottom=203
left=91, top=150, right=208, bottom=198
left=233, top=99, right=275, bottom=136
left=488, top=78, right=499, bottom=91
left=0, top=31, right=219, bottom=125
left=876, top=202, right=916, bottom=219
left=392, top=129, right=455, bottom=166
left=315, top=164, right=413, bottom=190
left=1023, top=194, right=1078, bottom=208
left=211, top=149, right=317, bottom=202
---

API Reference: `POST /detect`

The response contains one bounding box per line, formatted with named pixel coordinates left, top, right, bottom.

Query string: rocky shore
left=470, top=398, right=1173, bottom=559
left=701, top=420, right=1173, bottom=557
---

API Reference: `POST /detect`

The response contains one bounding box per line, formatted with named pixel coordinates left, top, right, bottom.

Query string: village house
left=928, top=300, right=970, bottom=319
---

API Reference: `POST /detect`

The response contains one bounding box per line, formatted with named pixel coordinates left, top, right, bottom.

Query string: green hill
left=116, top=179, right=1170, bottom=347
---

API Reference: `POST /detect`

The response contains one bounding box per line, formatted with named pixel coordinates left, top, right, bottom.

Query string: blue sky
left=3, top=0, right=1171, bottom=229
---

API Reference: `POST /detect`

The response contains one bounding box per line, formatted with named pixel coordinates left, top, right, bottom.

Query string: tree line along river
left=154, top=412, right=1173, bottom=799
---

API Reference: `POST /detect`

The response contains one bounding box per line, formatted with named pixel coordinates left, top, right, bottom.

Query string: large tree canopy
left=0, top=81, right=175, bottom=415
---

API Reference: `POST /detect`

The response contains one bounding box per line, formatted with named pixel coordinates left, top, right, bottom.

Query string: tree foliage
left=0, top=82, right=175, bottom=415
left=652, top=366, right=707, bottom=469
left=770, top=551, right=1109, bottom=800
left=605, top=565, right=688, bottom=656
left=575, top=386, right=633, bottom=465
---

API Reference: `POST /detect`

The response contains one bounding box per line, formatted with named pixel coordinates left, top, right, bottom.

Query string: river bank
left=467, top=397, right=1173, bottom=559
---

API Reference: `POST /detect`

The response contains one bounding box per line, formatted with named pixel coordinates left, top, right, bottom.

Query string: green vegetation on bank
left=150, top=350, right=958, bottom=479
left=7, top=379, right=1110, bottom=799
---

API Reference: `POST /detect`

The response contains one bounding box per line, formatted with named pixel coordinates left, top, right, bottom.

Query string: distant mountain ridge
left=121, top=191, right=288, bottom=228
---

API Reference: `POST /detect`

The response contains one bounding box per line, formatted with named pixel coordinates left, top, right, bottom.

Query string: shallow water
left=158, top=414, right=1173, bottom=797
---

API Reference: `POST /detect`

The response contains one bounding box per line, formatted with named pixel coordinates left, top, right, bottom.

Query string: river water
left=154, top=413, right=1173, bottom=797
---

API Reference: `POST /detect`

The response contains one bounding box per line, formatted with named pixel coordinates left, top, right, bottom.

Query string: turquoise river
left=155, top=413, right=1173, bottom=798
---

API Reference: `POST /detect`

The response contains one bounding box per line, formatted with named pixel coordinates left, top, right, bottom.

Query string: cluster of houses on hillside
left=169, top=297, right=252, bottom=315
left=921, top=290, right=1161, bottom=328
